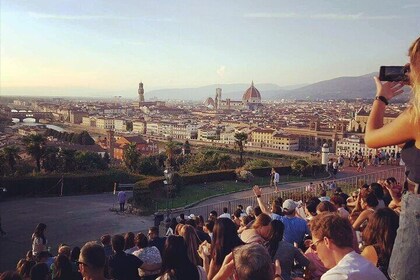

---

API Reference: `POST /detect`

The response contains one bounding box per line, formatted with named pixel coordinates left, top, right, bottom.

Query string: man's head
left=233, top=243, right=274, bottom=280
left=100, top=234, right=111, bottom=246
left=223, top=207, right=228, bottom=214
left=30, top=263, right=50, bottom=280
left=111, top=234, right=125, bottom=252
left=282, top=199, right=297, bottom=215
left=78, top=242, right=106, bottom=278
left=148, top=226, right=159, bottom=240
left=135, top=233, right=148, bottom=249
left=309, top=213, right=353, bottom=269
left=57, top=245, right=71, bottom=258
left=305, top=197, right=321, bottom=217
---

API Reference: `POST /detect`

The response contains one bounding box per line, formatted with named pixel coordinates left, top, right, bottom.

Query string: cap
left=282, top=199, right=297, bottom=211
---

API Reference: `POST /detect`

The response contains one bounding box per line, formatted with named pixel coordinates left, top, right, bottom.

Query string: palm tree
left=22, top=134, right=46, bottom=172
left=234, top=132, right=248, bottom=166
left=123, top=142, right=140, bottom=172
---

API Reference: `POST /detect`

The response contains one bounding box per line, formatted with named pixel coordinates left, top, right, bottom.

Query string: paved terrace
left=0, top=164, right=403, bottom=271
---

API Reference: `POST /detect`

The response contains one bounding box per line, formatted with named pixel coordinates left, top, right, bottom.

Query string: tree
left=22, top=134, right=46, bottom=172
left=291, top=159, right=312, bottom=177
left=80, top=131, right=95, bottom=145
left=75, top=151, right=107, bottom=171
left=3, top=146, right=21, bottom=173
left=103, top=152, right=111, bottom=166
left=165, top=140, right=177, bottom=166
left=58, top=149, right=77, bottom=172
left=42, top=147, right=60, bottom=172
left=182, top=140, right=191, bottom=155
left=234, top=132, right=248, bottom=166
left=123, top=142, right=140, bottom=172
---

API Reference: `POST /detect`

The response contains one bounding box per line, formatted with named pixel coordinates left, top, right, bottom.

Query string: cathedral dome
left=242, top=81, right=261, bottom=102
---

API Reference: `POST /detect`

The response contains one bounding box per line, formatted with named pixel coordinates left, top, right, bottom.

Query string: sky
left=1, top=0, right=420, bottom=97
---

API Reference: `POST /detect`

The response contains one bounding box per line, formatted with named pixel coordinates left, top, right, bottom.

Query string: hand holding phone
left=379, top=66, right=410, bottom=82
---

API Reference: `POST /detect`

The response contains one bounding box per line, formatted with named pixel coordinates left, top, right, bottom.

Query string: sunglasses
left=310, top=239, right=324, bottom=251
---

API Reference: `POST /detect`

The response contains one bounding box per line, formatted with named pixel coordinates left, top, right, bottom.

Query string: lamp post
left=163, top=163, right=174, bottom=217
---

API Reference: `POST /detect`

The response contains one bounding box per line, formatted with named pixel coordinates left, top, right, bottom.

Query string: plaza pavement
left=0, top=164, right=397, bottom=271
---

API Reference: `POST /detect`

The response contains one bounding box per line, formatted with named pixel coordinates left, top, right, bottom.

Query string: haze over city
left=1, top=0, right=420, bottom=98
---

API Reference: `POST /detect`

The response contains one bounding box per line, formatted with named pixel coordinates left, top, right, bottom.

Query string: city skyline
left=1, top=0, right=420, bottom=97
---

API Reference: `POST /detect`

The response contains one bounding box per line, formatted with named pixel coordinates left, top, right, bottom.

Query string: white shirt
left=218, top=213, right=231, bottom=219
left=321, top=251, right=387, bottom=280
left=273, top=172, right=280, bottom=183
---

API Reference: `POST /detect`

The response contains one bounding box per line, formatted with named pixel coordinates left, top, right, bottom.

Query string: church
left=204, top=82, right=263, bottom=110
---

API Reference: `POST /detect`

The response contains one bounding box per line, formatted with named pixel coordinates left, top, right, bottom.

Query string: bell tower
left=138, top=82, right=145, bottom=103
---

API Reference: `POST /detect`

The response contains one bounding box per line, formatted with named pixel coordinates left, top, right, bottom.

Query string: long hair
left=252, top=213, right=272, bottom=229
left=211, top=218, right=244, bottom=266
left=409, top=36, right=420, bottom=123
left=267, top=220, right=285, bottom=259
left=363, top=208, right=399, bottom=264
left=54, top=255, right=73, bottom=280
left=124, top=232, right=135, bottom=250
left=179, top=225, right=201, bottom=266
left=160, top=235, right=199, bottom=280
left=32, top=223, right=47, bottom=245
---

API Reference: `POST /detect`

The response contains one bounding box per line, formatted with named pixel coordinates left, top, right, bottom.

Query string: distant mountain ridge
left=147, top=73, right=379, bottom=101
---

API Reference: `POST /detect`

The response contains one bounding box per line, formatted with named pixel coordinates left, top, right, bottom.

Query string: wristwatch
left=375, top=95, right=388, bottom=106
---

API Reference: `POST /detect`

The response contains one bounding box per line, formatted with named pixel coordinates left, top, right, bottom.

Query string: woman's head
left=161, top=235, right=191, bottom=272
left=124, top=232, right=135, bottom=250
left=252, top=213, right=272, bottom=239
left=211, top=218, right=244, bottom=266
left=360, top=189, right=378, bottom=209
left=135, top=233, right=148, bottom=249
left=409, top=36, right=420, bottom=122
left=54, top=255, right=72, bottom=278
left=179, top=224, right=201, bottom=265
left=316, top=201, right=337, bottom=214
left=70, top=247, right=80, bottom=262
left=363, top=207, right=399, bottom=259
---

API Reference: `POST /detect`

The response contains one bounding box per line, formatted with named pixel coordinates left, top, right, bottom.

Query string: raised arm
left=365, top=77, right=414, bottom=148
left=253, top=185, right=270, bottom=215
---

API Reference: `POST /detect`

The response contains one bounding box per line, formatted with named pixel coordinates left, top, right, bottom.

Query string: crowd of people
left=0, top=175, right=410, bottom=280
left=1, top=35, right=420, bottom=280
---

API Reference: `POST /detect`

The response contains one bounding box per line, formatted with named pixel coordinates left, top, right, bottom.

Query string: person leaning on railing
left=364, top=36, right=420, bottom=280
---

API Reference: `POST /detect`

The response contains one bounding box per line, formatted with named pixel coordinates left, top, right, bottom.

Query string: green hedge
left=0, top=169, right=143, bottom=197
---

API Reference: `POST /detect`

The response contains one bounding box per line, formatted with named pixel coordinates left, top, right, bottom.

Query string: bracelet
left=257, top=195, right=261, bottom=198
left=375, top=95, right=388, bottom=106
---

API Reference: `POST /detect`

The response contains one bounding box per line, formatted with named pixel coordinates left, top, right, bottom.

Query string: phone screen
left=379, top=66, right=408, bottom=82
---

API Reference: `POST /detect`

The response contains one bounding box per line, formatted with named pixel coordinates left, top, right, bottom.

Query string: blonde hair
left=409, top=36, right=420, bottom=123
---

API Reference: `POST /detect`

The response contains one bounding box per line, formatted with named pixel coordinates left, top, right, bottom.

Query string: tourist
left=198, top=218, right=243, bottom=280
left=156, top=235, right=206, bottom=280
left=16, top=259, right=34, bottom=280
left=52, top=255, right=73, bottom=280
left=330, top=195, right=349, bottom=219
left=31, top=223, right=48, bottom=257
left=123, top=232, right=137, bottom=254
left=132, top=233, right=162, bottom=280
left=179, top=224, right=202, bottom=266
left=165, top=218, right=177, bottom=237
left=309, top=213, right=386, bottom=279
left=69, top=247, right=82, bottom=280
left=267, top=220, right=310, bottom=280
left=316, top=201, right=337, bottom=214
left=78, top=242, right=108, bottom=280
left=368, top=182, right=386, bottom=209
left=271, top=168, right=280, bottom=192
left=208, top=210, right=218, bottom=222
left=100, top=235, right=113, bottom=258
left=318, top=190, right=330, bottom=202
left=240, top=213, right=271, bottom=244
left=203, top=220, right=214, bottom=241
left=364, top=35, right=420, bottom=280
left=147, top=227, right=166, bottom=256
left=218, top=207, right=231, bottom=219
left=30, top=263, right=51, bottom=280
left=117, top=190, right=126, bottom=212
left=211, top=243, right=279, bottom=280
left=351, top=189, right=378, bottom=231
left=361, top=208, right=399, bottom=279
left=304, top=197, right=321, bottom=221
left=252, top=185, right=283, bottom=220
left=108, top=235, right=143, bottom=280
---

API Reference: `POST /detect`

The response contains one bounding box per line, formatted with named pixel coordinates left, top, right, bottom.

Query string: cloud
left=217, top=66, right=226, bottom=78
left=244, top=12, right=401, bottom=20
left=28, top=12, right=174, bottom=22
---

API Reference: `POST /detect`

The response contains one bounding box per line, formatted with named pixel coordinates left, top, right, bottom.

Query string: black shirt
left=108, top=251, right=143, bottom=280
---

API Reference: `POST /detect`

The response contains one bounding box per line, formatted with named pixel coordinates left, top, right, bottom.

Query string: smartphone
left=379, top=66, right=409, bottom=82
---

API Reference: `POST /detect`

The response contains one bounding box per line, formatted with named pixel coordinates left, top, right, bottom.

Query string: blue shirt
left=276, top=216, right=309, bottom=246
